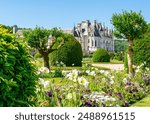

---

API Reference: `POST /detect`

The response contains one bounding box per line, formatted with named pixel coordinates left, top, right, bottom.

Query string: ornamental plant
left=92, top=48, right=110, bottom=62
left=49, top=34, right=83, bottom=66
left=0, top=25, right=38, bottom=107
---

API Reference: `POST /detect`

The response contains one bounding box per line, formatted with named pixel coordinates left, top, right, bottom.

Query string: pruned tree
left=111, top=10, right=147, bottom=76
left=23, top=27, right=64, bottom=69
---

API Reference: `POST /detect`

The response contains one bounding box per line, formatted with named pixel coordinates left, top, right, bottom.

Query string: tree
left=114, top=39, right=127, bottom=53
left=23, top=27, right=64, bottom=69
left=111, top=10, right=147, bottom=76
left=133, top=24, right=150, bottom=68
left=49, top=34, right=83, bottom=66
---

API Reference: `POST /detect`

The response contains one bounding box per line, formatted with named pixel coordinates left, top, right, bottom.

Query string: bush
left=34, top=52, right=42, bottom=58
left=109, top=52, right=115, bottom=60
left=133, top=34, right=150, bottom=68
left=49, top=34, right=83, bottom=66
left=0, top=26, right=37, bottom=106
left=92, top=48, right=110, bottom=62
left=114, top=52, right=124, bottom=61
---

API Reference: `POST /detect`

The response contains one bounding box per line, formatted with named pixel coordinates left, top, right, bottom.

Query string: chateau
left=66, top=20, right=114, bottom=54
left=13, top=20, right=114, bottom=55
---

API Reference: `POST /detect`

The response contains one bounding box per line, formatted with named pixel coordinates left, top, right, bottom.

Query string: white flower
left=38, top=67, right=49, bottom=74
left=66, top=92, right=76, bottom=100
left=60, top=61, right=64, bottom=65
left=38, top=78, right=45, bottom=84
left=104, top=71, right=110, bottom=76
left=86, top=70, right=90, bottom=74
left=145, top=67, right=150, bottom=71
left=102, top=78, right=106, bottom=82
left=110, top=79, right=114, bottom=84
left=62, top=70, right=67, bottom=76
left=78, top=77, right=89, bottom=88
left=116, top=104, right=120, bottom=107
left=89, top=71, right=96, bottom=76
left=66, top=69, right=78, bottom=82
left=66, top=93, right=72, bottom=99
left=100, top=70, right=105, bottom=74
left=44, top=81, right=50, bottom=88
left=38, top=78, right=50, bottom=88
left=111, top=76, right=114, bottom=79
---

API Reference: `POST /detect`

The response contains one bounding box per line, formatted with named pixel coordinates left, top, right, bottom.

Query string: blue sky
left=0, top=0, right=150, bottom=29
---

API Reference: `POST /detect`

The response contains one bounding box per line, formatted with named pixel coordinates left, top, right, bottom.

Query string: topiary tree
left=23, top=27, right=64, bottom=69
left=111, top=10, right=147, bottom=76
left=133, top=24, right=150, bottom=68
left=92, top=48, right=110, bottom=62
left=0, top=25, right=37, bottom=106
left=49, top=34, right=83, bottom=66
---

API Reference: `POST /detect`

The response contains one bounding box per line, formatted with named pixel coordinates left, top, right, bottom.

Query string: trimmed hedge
left=92, top=48, right=110, bottom=62
left=49, top=34, right=83, bottom=66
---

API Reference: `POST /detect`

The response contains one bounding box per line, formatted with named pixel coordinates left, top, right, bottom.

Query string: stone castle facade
left=68, top=20, right=114, bottom=54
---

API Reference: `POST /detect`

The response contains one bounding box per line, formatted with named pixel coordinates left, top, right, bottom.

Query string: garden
left=0, top=10, right=150, bottom=107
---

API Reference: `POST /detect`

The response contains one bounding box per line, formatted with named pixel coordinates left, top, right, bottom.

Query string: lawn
left=131, top=94, right=150, bottom=107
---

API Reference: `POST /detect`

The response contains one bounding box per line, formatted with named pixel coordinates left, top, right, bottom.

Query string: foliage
left=133, top=24, right=150, bottom=68
left=34, top=52, right=42, bottom=58
left=23, top=27, right=64, bottom=68
left=109, top=52, right=115, bottom=60
left=0, top=24, right=12, bottom=33
left=111, top=10, right=147, bottom=40
left=0, top=25, right=14, bottom=43
left=111, top=10, right=147, bottom=75
left=92, top=48, right=110, bottom=62
left=114, top=39, right=127, bottom=53
left=0, top=26, right=38, bottom=106
left=49, top=34, right=83, bottom=66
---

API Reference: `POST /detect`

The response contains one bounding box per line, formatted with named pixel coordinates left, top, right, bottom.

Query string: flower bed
left=35, top=63, right=150, bottom=107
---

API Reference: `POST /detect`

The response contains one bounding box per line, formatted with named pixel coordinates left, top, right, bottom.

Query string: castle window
left=95, top=40, right=97, bottom=47
left=92, top=40, right=93, bottom=46
left=82, top=29, right=85, bottom=33
left=88, top=39, right=90, bottom=43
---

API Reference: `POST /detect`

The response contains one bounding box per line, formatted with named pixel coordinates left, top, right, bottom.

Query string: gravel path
left=92, top=63, right=124, bottom=70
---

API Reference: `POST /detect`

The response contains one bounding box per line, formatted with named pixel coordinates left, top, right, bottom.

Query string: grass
left=93, top=59, right=123, bottom=64
left=83, top=57, right=123, bottom=64
left=131, top=94, right=150, bottom=107
left=51, top=66, right=109, bottom=71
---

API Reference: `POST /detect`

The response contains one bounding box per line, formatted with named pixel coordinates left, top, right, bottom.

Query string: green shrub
left=0, top=26, right=37, bottom=106
left=109, top=52, right=115, bottom=60
left=133, top=34, right=150, bottom=68
left=34, top=52, right=42, bottom=58
left=114, top=52, right=124, bottom=61
left=49, top=34, right=83, bottom=66
left=92, top=48, right=110, bottom=62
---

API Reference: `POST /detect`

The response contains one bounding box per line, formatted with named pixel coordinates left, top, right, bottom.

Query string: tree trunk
left=43, top=53, right=50, bottom=69
left=128, top=39, right=134, bottom=77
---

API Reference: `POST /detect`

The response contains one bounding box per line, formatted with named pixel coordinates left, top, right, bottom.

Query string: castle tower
left=13, top=25, right=18, bottom=34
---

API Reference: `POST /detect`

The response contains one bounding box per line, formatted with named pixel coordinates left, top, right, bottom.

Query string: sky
left=0, top=0, right=150, bottom=29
